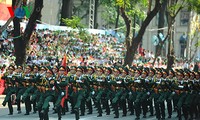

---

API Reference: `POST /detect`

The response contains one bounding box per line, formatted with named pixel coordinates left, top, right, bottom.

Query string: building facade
left=41, top=0, right=200, bottom=60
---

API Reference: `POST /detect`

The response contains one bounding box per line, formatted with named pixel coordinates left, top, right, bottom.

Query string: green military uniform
left=72, top=67, right=87, bottom=120
left=14, top=66, right=25, bottom=114
left=37, top=68, right=56, bottom=120
left=2, top=65, right=16, bottom=115
left=54, top=66, right=69, bottom=120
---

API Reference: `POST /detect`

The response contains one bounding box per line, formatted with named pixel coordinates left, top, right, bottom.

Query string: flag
left=14, top=7, right=25, bottom=18
left=7, top=7, right=15, bottom=17
left=23, top=6, right=30, bottom=18
left=61, top=54, right=67, bottom=67
left=60, top=86, right=68, bottom=108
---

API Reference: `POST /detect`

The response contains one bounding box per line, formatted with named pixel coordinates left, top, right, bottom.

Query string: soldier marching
left=1, top=64, right=200, bottom=120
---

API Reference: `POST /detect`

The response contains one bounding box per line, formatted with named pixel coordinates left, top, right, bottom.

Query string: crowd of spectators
left=0, top=24, right=199, bottom=72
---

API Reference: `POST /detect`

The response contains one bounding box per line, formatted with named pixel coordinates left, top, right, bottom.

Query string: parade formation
left=1, top=64, right=200, bottom=120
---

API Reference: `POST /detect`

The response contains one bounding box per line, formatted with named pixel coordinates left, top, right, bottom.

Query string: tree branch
left=133, top=0, right=161, bottom=44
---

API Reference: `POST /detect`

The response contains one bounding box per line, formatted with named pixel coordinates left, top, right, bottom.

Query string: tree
left=60, top=0, right=73, bottom=26
left=186, top=0, right=200, bottom=61
left=116, top=0, right=162, bottom=66
left=153, top=0, right=167, bottom=65
left=12, top=0, right=43, bottom=65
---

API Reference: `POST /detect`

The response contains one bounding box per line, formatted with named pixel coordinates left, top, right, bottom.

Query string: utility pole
left=89, top=0, right=95, bottom=29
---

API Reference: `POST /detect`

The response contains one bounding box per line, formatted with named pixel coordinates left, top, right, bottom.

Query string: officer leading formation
left=1, top=64, right=200, bottom=120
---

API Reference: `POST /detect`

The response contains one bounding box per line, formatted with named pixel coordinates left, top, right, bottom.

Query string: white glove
left=129, top=92, right=132, bottom=95
left=52, top=86, right=55, bottom=90
left=147, top=92, right=150, bottom=95
left=57, top=81, right=60, bottom=84
left=61, top=92, right=65, bottom=96
left=172, top=92, right=175, bottom=95
left=92, top=91, right=95, bottom=95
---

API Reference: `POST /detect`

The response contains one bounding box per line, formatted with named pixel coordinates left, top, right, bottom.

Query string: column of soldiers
left=1, top=64, right=200, bottom=120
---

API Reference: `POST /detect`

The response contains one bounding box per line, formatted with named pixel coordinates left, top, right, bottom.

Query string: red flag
left=7, top=7, right=15, bottom=17
left=60, top=86, right=68, bottom=108
left=61, top=54, right=67, bottom=67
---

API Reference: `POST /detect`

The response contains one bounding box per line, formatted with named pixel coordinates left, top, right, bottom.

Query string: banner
left=0, top=79, right=5, bottom=95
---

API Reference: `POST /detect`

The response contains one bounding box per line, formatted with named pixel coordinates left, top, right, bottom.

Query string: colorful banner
left=0, top=79, right=5, bottom=95
left=0, top=3, right=11, bottom=20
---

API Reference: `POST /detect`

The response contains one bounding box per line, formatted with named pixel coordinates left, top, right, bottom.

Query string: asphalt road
left=0, top=95, right=180, bottom=120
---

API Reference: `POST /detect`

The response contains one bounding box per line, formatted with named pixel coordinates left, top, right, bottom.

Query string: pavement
left=0, top=95, right=181, bottom=120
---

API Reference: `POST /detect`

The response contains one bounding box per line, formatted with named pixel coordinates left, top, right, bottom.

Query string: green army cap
left=25, top=64, right=33, bottom=71
left=70, top=66, right=77, bottom=71
left=96, top=66, right=104, bottom=73
left=162, top=68, right=168, bottom=76
left=87, top=66, right=95, bottom=73
left=121, top=67, right=129, bottom=75
left=113, top=66, right=121, bottom=74
left=76, top=66, right=84, bottom=72
left=149, top=68, right=156, bottom=75
left=33, top=64, right=40, bottom=70
left=47, top=68, right=54, bottom=74
left=40, top=66, right=47, bottom=71
left=104, top=67, right=112, bottom=74
left=17, top=65, right=23, bottom=70
left=8, top=65, right=15, bottom=71
left=52, top=65, right=59, bottom=72
left=169, top=69, right=175, bottom=76
left=142, top=68, right=148, bottom=76
left=59, top=66, right=66, bottom=71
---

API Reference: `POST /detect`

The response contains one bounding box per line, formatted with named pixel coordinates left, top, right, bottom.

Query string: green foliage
left=195, top=40, right=200, bottom=47
left=167, top=3, right=185, bottom=17
left=116, top=0, right=148, bottom=20
left=187, top=0, right=200, bottom=13
left=62, top=16, right=91, bottom=43
left=62, top=16, right=84, bottom=29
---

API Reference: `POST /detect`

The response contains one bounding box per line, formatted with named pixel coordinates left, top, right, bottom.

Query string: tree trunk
left=13, top=17, right=25, bottom=65
left=115, top=6, right=120, bottom=33
left=13, top=0, right=43, bottom=65
left=124, top=0, right=161, bottom=66
left=124, top=47, right=135, bottom=65
left=60, top=0, right=73, bottom=26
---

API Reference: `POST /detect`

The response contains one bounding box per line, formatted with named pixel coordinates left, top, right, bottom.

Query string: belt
left=73, top=87, right=83, bottom=91
left=45, top=88, right=52, bottom=91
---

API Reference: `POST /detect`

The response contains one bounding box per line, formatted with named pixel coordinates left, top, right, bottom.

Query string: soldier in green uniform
left=165, top=69, right=175, bottom=118
left=110, top=67, right=123, bottom=118
left=40, top=68, right=56, bottom=120
left=68, top=66, right=77, bottom=114
left=127, top=66, right=136, bottom=115
left=151, top=69, right=163, bottom=120
left=133, top=68, right=142, bottom=120
left=84, top=66, right=95, bottom=115
left=176, top=70, right=187, bottom=120
left=103, top=67, right=113, bottom=115
left=193, top=72, right=200, bottom=119
left=14, top=65, right=25, bottom=114
left=35, top=66, right=47, bottom=120
left=1, top=65, right=16, bottom=115
left=94, top=67, right=106, bottom=117
left=146, top=68, right=156, bottom=117
left=120, top=67, right=129, bottom=117
left=22, top=65, right=34, bottom=115
left=73, top=67, right=87, bottom=120
left=54, top=66, right=69, bottom=120
left=30, top=65, right=42, bottom=114
left=140, top=69, right=149, bottom=119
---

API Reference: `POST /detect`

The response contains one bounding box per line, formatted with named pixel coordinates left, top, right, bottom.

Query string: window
left=180, top=10, right=190, bottom=26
